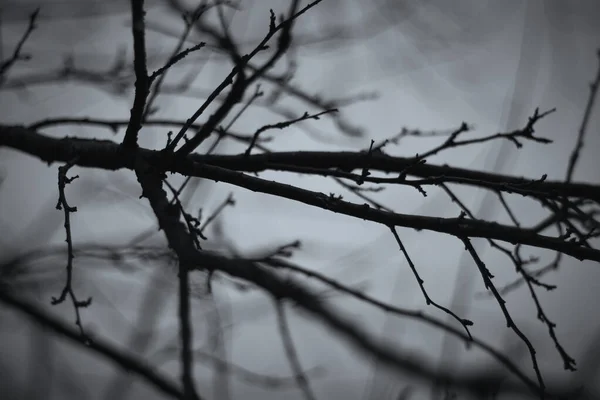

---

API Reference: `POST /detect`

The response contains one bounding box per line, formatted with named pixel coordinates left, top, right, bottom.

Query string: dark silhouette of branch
left=244, top=109, right=337, bottom=156
left=461, top=236, right=546, bottom=394
left=389, top=226, right=474, bottom=338
left=257, top=255, right=541, bottom=393
left=1, top=125, right=599, bottom=263
left=474, top=48, right=600, bottom=298
left=130, top=139, right=550, bottom=397
left=134, top=156, right=202, bottom=400
left=199, top=192, right=235, bottom=235
left=171, top=1, right=322, bottom=155
left=122, top=0, right=150, bottom=149
left=1, top=2, right=599, bottom=400
left=49, top=157, right=93, bottom=341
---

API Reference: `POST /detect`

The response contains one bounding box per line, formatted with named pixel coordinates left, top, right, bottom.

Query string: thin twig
left=50, top=157, right=92, bottom=341
left=390, top=226, right=474, bottom=339
left=461, top=237, right=545, bottom=398
left=0, top=8, right=39, bottom=81
left=565, top=49, right=600, bottom=182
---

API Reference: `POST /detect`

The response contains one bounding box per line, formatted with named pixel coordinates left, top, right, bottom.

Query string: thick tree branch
left=3, top=126, right=598, bottom=202
left=1, top=125, right=598, bottom=263
left=96, top=138, right=547, bottom=398
left=134, top=156, right=202, bottom=400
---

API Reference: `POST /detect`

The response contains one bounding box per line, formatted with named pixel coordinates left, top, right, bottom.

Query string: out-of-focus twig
left=0, top=7, right=39, bottom=83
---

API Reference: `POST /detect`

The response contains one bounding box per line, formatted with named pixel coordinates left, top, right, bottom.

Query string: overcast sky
left=1, top=1, right=600, bottom=400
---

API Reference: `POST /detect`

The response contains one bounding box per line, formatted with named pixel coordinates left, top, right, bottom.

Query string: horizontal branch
left=3, top=124, right=597, bottom=202
left=193, top=152, right=600, bottom=203
left=1, top=125, right=599, bottom=263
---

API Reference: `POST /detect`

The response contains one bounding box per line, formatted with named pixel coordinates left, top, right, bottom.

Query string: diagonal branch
left=1, top=126, right=599, bottom=262
left=0, top=8, right=39, bottom=81
left=565, top=49, right=600, bottom=182
left=259, top=255, right=540, bottom=391
left=0, top=290, right=187, bottom=400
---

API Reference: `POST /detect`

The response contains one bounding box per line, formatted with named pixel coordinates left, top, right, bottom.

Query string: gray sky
left=1, top=1, right=600, bottom=400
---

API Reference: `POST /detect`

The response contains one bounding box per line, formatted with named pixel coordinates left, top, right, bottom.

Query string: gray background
left=1, top=1, right=599, bottom=399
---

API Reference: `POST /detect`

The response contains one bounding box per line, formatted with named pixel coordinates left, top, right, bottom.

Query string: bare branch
left=134, top=156, right=202, bottom=400
left=1, top=126, right=599, bottom=262
left=0, top=7, right=39, bottom=82
left=50, top=157, right=92, bottom=341
left=122, top=0, right=150, bottom=149
left=389, top=226, right=474, bottom=338
left=565, top=49, right=600, bottom=182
